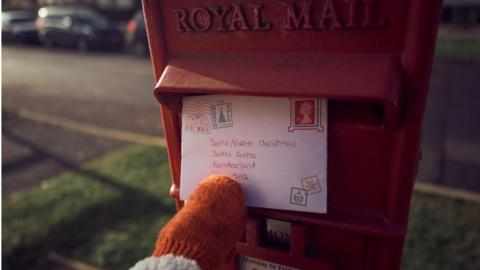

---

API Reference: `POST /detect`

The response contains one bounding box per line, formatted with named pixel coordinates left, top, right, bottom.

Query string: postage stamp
left=184, top=113, right=210, bottom=134
left=301, top=175, right=321, bottom=195
left=211, top=100, right=233, bottom=129
left=290, top=187, right=308, bottom=206
left=288, top=97, right=324, bottom=132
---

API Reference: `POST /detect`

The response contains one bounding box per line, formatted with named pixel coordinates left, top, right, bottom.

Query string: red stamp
left=288, top=98, right=325, bottom=132
left=184, top=113, right=210, bottom=134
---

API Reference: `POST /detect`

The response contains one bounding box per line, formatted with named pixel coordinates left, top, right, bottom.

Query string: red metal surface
left=141, top=0, right=443, bottom=269
left=155, top=54, right=403, bottom=128
left=160, top=0, right=409, bottom=54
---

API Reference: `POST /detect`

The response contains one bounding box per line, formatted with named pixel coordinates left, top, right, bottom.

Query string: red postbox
left=141, top=1, right=443, bottom=269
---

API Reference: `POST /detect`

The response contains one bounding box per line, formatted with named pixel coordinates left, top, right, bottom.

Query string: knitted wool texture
left=152, top=175, right=247, bottom=270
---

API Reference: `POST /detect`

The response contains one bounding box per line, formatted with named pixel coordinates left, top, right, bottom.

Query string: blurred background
left=2, top=0, right=479, bottom=270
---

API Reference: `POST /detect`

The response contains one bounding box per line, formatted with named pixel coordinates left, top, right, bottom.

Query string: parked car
left=125, top=10, right=148, bottom=57
left=2, top=10, right=39, bottom=44
left=36, top=7, right=124, bottom=52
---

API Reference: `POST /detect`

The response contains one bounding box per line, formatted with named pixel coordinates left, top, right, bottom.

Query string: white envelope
left=180, top=95, right=328, bottom=213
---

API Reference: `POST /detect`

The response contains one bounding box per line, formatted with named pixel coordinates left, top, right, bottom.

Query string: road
left=2, top=46, right=160, bottom=135
left=2, top=45, right=480, bottom=199
left=2, top=45, right=161, bottom=197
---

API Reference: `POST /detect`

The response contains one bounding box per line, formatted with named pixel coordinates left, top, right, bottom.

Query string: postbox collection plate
left=238, top=256, right=299, bottom=270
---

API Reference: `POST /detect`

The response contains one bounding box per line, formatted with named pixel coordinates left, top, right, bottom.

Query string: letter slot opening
left=329, top=100, right=386, bottom=127
left=155, top=54, right=404, bottom=129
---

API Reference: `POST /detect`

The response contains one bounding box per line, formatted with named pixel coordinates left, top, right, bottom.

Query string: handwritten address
left=181, top=95, right=328, bottom=214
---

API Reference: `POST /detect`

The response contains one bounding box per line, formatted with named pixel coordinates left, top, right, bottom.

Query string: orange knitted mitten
left=152, top=175, right=247, bottom=270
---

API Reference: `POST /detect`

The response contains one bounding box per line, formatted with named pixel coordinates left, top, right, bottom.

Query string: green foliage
left=2, top=145, right=176, bottom=269
left=436, top=37, right=480, bottom=58
left=402, top=192, right=480, bottom=270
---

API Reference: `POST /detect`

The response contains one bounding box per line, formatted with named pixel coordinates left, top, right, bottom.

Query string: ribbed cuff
left=130, top=255, right=201, bottom=270
left=153, top=238, right=212, bottom=270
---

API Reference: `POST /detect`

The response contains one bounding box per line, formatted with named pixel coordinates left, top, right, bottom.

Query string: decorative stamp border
left=288, top=97, right=325, bottom=132
left=290, top=187, right=308, bottom=206
left=300, top=175, right=322, bottom=195
left=211, top=100, right=233, bottom=129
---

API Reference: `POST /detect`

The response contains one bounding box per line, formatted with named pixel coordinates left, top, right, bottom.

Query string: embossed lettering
left=172, top=0, right=387, bottom=34
left=173, top=8, right=192, bottom=32
left=283, top=1, right=314, bottom=30
left=346, top=0, right=362, bottom=27
left=209, top=6, right=231, bottom=31
left=318, top=0, right=343, bottom=29
left=251, top=4, right=272, bottom=31
left=363, top=0, right=385, bottom=27
left=190, top=8, right=212, bottom=31
left=229, top=4, right=250, bottom=31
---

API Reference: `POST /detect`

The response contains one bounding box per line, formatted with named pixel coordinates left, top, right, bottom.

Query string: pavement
left=419, top=58, right=480, bottom=192
left=2, top=44, right=480, bottom=201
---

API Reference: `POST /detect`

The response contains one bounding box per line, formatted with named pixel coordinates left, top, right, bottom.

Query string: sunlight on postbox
left=141, top=0, right=443, bottom=269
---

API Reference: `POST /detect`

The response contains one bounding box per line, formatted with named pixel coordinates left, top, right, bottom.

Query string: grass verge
left=2, top=144, right=176, bottom=269
left=3, top=144, right=479, bottom=269
left=435, top=37, right=480, bottom=59
left=402, top=191, right=480, bottom=270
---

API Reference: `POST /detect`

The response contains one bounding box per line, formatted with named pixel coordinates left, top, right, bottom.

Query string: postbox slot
left=329, top=100, right=385, bottom=126
left=155, top=53, right=404, bottom=128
